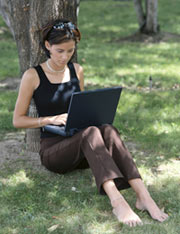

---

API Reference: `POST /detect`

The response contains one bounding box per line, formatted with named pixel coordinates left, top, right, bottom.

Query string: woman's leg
left=99, top=125, right=142, bottom=189
left=79, top=125, right=143, bottom=227
left=103, top=179, right=143, bottom=227
left=100, top=125, right=168, bottom=222
left=128, top=178, right=169, bottom=222
left=40, top=126, right=143, bottom=227
left=40, top=125, right=168, bottom=226
left=39, top=134, right=88, bottom=173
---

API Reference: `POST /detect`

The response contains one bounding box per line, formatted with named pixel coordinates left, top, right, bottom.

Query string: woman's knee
left=81, top=125, right=119, bottom=143
left=83, top=126, right=100, bottom=136
left=100, top=124, right=119, bottom=136
left=81, top=126, right=102, bottom=143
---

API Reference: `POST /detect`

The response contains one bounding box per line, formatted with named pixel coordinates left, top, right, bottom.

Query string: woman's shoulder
left=21, top=67, right=39, bottom=89
left=72, top=62, right=83, bottom=74
left=72, top=63, right=84, bottom=90
left=23, top=67, right=38, bottom=79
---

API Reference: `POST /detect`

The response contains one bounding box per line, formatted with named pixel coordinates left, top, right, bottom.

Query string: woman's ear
left=45, top=40, right=51, bottom=50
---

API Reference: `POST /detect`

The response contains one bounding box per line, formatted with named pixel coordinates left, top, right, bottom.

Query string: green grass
left=114, top=89, right=180, bottom=158
left=0, top=18, right=19, bottom=80
left=0, top=0, right=180, bottom=233
left=0, top=159, right=179, bottom=234
left=0, top=91, right=18, bottom=139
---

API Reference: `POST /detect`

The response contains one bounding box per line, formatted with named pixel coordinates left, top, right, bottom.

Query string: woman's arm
left=13, top=68, right=68, bottom=129
left=13, top=68, right=48, bottom=128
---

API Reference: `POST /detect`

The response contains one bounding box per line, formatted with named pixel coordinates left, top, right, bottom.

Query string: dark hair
left=41, top=19, right=81, bottom=58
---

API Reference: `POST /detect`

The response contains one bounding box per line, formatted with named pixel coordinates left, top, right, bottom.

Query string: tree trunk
left=0, top=0, right=77, bottom=152
left=0, top=0, right=31, bottom=73
left=76, top=0, right=80, bottom=16
left=133, top=0, right=159, bottom=34
left=133, top=0, right=145, bottom=29
left=146, top=0, right=158, bottom=33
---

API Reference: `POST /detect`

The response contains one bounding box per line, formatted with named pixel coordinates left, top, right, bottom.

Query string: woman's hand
left=49, top=113, right=68, bottom=126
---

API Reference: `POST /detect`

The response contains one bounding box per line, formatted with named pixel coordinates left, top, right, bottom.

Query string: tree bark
left=146, top=0, right=158, bottom=33
left=133, top=0, right=145, bottom=29
left=133, top=0, right=159, bottom=34
left=0, top=0, right=77, bottom=152
left=0, top=0, right=31, bottom=73
left=76, top=0, right=80, bottom=16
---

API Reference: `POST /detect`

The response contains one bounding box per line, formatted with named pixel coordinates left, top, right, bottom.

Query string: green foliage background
left=0, top=0, right=180, bottom=233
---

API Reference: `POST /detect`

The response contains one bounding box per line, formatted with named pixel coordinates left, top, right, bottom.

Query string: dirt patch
left=113, top=31, right=180, bottom=43
left=0, top=131, right=47, bottom=172
left=0, top=132, right=24, bottom=166
left=0, top=77, right=20, bottom=91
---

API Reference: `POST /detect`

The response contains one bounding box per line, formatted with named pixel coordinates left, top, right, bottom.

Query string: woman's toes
left=160, top=213, right=169, bottom=222
left=136, top=196, right=169, bottom=223
left=153, top=211, right=169, bottom=222
left=126, top=219, right=142, bottom=227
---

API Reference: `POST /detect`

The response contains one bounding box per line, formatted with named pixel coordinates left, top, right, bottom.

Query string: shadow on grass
left=115, top=88, right=180, bottom=161
left=113, top=31, right=180, bottom=44
left=0, top=161, right=111, bottom=233
left=0, top=160, right=179, bottom=233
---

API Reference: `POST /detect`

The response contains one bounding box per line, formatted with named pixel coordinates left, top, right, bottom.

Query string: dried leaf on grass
left=48, top=224, right=60, bottom=232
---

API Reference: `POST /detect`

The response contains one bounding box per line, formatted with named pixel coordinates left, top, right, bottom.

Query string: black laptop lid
left=65, top=87, right=122, bottom=131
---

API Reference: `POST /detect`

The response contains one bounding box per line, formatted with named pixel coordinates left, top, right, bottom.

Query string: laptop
left=43, top=86, right=122, bottom=137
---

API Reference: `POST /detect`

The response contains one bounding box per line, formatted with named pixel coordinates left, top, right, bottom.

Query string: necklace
left=46, top=60, right=66, bottom=73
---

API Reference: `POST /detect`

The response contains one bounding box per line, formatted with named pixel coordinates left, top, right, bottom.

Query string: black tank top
left=33, top=62, right=81, bottom=138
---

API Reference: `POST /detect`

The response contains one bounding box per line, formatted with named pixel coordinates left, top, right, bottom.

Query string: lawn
left=0, top=0, right=180, bottom=233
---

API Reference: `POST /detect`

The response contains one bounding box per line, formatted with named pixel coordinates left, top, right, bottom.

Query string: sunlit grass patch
left=0, top=170, right=34, bottom=187
left=139, top=158, right=180, bottom=182
left=156, top=159, right=180, bottom=178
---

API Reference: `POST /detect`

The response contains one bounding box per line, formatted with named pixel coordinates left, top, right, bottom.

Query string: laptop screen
left=65, top=87, right=122, bottom=131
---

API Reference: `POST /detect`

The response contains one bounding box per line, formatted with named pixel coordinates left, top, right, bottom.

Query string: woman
left=13, top=19, right=168, bottom=227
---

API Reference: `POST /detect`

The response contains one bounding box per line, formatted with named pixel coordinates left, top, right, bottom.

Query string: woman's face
left=45, top=39, right=75, bottom=67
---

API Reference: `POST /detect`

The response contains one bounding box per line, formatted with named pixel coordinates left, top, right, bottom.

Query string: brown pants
left=39, top=124, right=141, bottom=195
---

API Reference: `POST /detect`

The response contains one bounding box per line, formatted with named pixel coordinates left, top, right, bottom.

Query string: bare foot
left=135, top=196, right=169, bottom=222
left=111, top=197, right=143, bottom=227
